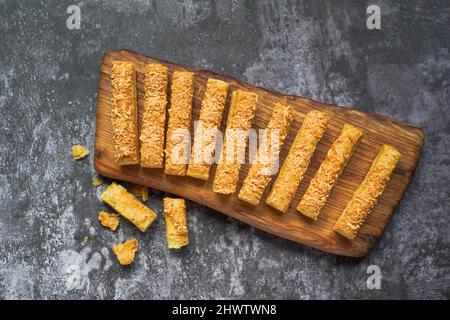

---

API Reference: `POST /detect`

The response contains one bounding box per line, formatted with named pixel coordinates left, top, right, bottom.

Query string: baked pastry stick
left=334, top=145, right=401, bottom=240
left=139, top=64, right=168, bottom=168
left=238, top=103, right=294, bottom=205
left=187, top=79, right=229, bottom=180
left=101, top=182, right=157, bottom=232
left=266, top=110, right=329, bottom=213
left=213, top=90, right=258, bottom=194
left=164, top=71, right=194, bottom=175
left=110, top=61, right=139, bottom=165
left=297, top=124, right=363, bottom=220
left=163, top=197, right=189, bottom=249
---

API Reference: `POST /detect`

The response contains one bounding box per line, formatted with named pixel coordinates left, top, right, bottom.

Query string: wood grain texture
left=94, top=50, right=424, bottom=257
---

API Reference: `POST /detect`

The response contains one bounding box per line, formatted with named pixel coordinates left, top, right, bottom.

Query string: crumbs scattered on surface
left=112, top=239, right=139, bottom=266
left=98, top=211, right=120, bottom=231
left=92, top=177, right=103, bottom=187
left=72, top=145, right=90, bottom=160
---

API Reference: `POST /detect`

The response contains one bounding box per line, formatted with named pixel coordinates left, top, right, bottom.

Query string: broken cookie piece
left=130, top=183, right=149, bottom=202
left=98, top=210, right=120, bottom=231
left=72, top=145, right=89, bottom=160
left=92, top=177, right=103, bottom=187
left=112, top=239, right=139, bottom=265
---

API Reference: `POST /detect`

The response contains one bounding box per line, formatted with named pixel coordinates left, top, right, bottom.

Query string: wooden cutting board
left=94, top=49, right=423, bottom=257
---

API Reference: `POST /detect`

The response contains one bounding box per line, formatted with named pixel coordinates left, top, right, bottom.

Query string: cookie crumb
left=92, top=177, right=103, bottom=187
left=72, top=145, right=89, bottom=160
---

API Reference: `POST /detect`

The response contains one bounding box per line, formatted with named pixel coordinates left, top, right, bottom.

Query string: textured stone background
left=1, top=0, right=449, bottom=299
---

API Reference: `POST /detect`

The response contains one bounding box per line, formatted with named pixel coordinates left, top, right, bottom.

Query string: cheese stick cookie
left=238, top=103, right=294, bottom=205
left=334, top=145, right=400, bottom=240
left=110, top=61, right=139, bottom=165
left=297, top=124, right=363, bottom=220
left=164, top=71, right=194, bottom=175
left=163, top=197, right=189, bottom=249
left=213, top=90, right=258, bottom=194
left=187, top=78, right=229, bottom=180
left=101, top=182, right=157, bottom=232
left=140, top=63, right=168, bottom=168
left=266, top=110, right=329, bottom=213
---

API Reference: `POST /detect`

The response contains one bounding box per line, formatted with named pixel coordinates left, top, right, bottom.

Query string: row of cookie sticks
left=110, top=60, right=401, bottom=240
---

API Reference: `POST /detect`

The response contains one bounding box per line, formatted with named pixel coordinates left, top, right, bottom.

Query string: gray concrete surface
left=0, top=0, right=449, bottom=299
